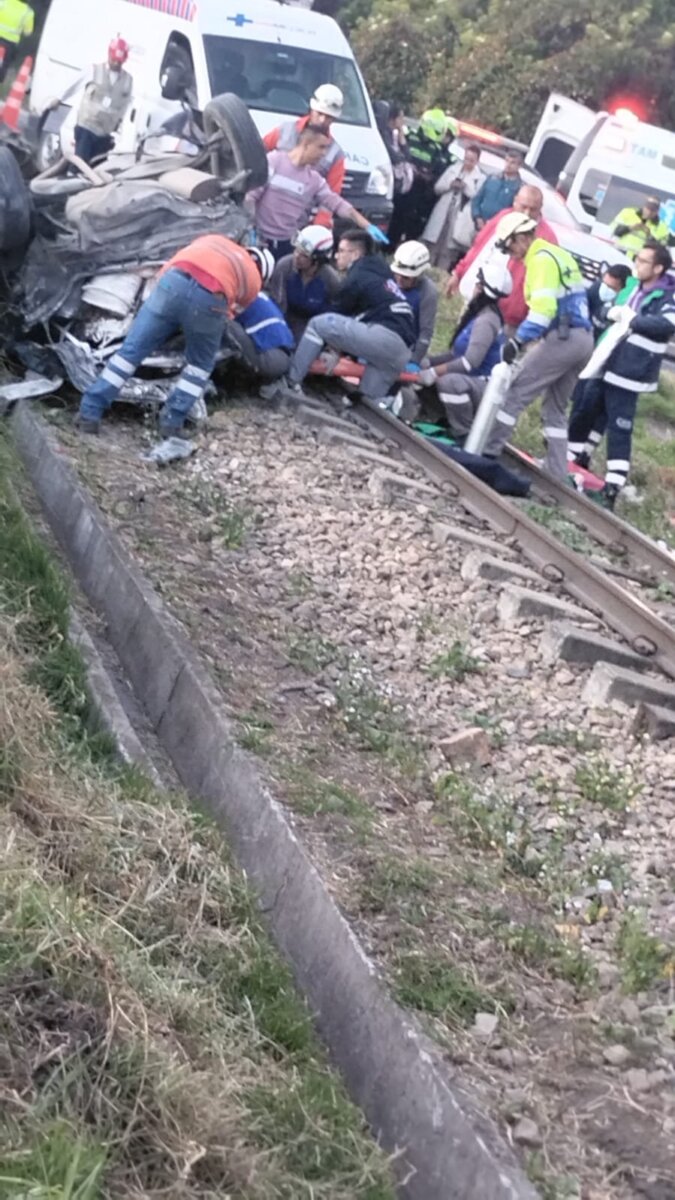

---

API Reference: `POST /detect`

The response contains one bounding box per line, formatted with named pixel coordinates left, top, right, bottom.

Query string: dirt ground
left=41, top=395, right=675, bottom=1200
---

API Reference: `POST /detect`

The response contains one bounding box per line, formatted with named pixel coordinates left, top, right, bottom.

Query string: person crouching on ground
left=76, top=237, right=274, bottom=437
left=246, top=127, right=388, bottom=261
left=278, top=228, right=415, bottom=403
left=416, top=259, right=512, bottom=437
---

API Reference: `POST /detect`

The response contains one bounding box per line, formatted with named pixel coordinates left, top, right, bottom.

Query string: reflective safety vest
left=77, top=63, right=132, bottom=137
left=0, top=0, right=33, bottom=43
left=276, top=118, right=344, bottom=182
left=517, top=238, right=592, bottom=344
left=611, top=206, right=670, bottom=260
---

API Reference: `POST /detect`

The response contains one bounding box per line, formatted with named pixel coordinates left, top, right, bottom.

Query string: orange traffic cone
left=1, top=55, right=32, bottom=131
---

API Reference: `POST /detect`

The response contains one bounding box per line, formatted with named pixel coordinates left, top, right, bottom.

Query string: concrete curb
left=12, top=403, right=538, bottom=1200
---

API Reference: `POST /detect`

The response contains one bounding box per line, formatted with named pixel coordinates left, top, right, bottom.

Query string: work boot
left=74, top=414, right=101, bottom=435
left=590, top=482, right=620, bottom=511
left=259, top=377, right=309, bottom=406
left=158, top=413, right=193, bottom=440
left=570, top=449, right=591, bottom=470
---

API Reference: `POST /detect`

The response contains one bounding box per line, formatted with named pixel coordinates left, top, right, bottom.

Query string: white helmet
left=294, top=224, right=334, bottom=261
left=247, top=245, right=275, bottom=284
left=391, top=240, right=430, bottom=278
left=310, top=83, right=344, bottom=119
left=477, top=258, right=513, bottom=299
left=494, top=211, right=537, bottom=251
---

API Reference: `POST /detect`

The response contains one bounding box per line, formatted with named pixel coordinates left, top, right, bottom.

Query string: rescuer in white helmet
left=390, top=240, right=439, bottom=366
left=263, top=83, right=346, bottom=226
left=268, top=224, right=341, bottom=341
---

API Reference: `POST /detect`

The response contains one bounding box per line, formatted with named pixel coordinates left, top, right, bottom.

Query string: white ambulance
left=527, top=93, right=675, bottom=242
left=29, top=0, right=393, bottom=224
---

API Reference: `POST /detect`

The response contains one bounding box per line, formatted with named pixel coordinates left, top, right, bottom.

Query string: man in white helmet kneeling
left=263, top=83, right=346, bottom=225
left=390, top=240, right=439, bottom=368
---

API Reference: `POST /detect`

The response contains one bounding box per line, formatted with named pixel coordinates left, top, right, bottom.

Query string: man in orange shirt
left=263, top=84, right=345, bottom=225
left=77, top=236, right=274, bottom=436
left=446, top=184, right=557, bottom=330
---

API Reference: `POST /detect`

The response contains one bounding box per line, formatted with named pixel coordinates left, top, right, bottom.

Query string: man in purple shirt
left=246, top=127, right=387, bottom=260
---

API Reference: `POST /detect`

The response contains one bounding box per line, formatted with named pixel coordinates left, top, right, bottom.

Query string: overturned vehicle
left=2, top=93, right=268, bottom=407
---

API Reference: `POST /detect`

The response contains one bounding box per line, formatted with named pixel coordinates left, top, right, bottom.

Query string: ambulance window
left=203, top=36, right=369, bottom=126
left=579, top=168, right=672, bottom=224
left=533, top=136, right=574, bottom=187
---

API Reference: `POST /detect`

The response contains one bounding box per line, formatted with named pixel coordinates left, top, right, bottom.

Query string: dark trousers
left=74, top=125, right=113, bottom=164
left=0, top=38, right=17, bottom=82
left=568, top=378, right=637, bottom=487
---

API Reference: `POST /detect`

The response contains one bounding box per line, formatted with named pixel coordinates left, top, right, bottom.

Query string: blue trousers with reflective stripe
left=568, top=378, right=636, bottom=486
left=79, top=269, right=229, bottom=428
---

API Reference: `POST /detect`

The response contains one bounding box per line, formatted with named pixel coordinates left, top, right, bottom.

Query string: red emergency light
left=606, top=93, right=649, bottom=124
left=456, top=120, right=503, bottom=145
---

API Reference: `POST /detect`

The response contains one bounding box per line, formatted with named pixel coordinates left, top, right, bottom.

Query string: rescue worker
left=417, top=259, right=512, bottom=437
left=280, top=228, right=415, bottom=402
left=387, top=108, right=456, bottom=247
left=611, top=196, right=670, bottom=260
left=566, top=263, right=632, bottom=450
left=447, top=184, right=558, bottom=333
left=471, top=150, right=524, bottom=229
left=55, top=38, right=133, bottom=164
left=226, top=292, right=295, bottom=383
left=482, top=212, right=593, bottom=479
left=568, top=242, right=675, bottom=508
left=263, top=83, right=345, bottom=225
left=390, top=241, right=439, bottom=367
left=269, top=224, right=340, bottom=341
left=247, top=127, right=387, bottom=261
left=0, top=0, right=34, bottom=82
left=76, top=238, right=274, bottom=437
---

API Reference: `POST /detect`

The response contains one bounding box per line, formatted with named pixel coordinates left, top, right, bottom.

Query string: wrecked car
left=0, top=92, right=268, bottom=407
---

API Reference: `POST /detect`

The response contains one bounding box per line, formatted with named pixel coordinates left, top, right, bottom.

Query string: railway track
left=335, top=397, right=675, bottom=686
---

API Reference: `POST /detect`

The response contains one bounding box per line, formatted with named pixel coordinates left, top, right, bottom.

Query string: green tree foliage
left=344, top=0, right=675, bottom=138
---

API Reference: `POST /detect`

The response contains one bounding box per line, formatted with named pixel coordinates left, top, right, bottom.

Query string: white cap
left=391, top=240, right=430, bottom=278
left=310, top=83, right=344, bottom=119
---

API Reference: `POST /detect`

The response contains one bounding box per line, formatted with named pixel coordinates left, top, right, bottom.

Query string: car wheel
left=0, top=146, right=32, bottom=260
left=202, top=93, right=268, bottom=193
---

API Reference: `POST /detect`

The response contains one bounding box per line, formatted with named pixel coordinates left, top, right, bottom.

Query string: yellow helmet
left=420, top=107, right=449, bottom=143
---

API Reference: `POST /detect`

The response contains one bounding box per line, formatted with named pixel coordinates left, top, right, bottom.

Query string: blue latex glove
left=367, top=223, right=389, bottom=245
left=404, top=361, right=420, bottom=373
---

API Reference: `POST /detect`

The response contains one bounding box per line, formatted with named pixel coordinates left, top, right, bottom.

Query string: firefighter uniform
left=484, top=239, right=593, bottom=479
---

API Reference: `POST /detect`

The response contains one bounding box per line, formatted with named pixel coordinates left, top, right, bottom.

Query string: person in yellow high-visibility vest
left=611, top=196, right=669, bottom=260
left=0, top=0, right=34, bottom=81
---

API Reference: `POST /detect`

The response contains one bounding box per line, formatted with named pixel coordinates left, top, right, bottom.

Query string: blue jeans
left=79, top=269, right=229, bottom=429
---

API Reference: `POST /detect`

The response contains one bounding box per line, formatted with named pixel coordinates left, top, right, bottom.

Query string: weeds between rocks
left=0, top=453, right=396, bottom=1199
left=39, top=405, right=675, bottom=1200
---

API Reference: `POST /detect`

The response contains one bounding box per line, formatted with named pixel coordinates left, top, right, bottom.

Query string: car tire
left=202, top=93, right=268, bottom=192
left=0, top=146, right=32, bottom=260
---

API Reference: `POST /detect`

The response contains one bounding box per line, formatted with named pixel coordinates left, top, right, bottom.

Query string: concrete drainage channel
left=10, top=400, right=540, bottom=1200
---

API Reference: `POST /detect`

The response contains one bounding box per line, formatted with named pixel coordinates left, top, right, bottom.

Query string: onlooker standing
left=611, top=196, right=670, bottom=260
left=53, top=38, right=133, bottom=164
left=0, top=0, right=33, bottom=82
left=423, top=144, right=484, bottom=269
left=568, top=242, right=675, bottom=508
left=390, top=240, right=439, bottom=366
left=447, top=184, right=557, bottom=332
left=246, top=128, right=387, bottom=261
left=471, top=150, right=524, bottom=229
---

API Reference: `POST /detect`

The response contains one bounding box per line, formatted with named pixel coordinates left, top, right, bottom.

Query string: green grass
left=393, top=951, right=505, bottom=1025
left=616, top=912, right=675, bottom=994
left=359, top=856, right=439, bottom=922
left=0, top=439, right=396, bottom=1199
left=428, top=639, right=484, bottom=682
left=500, top=923, right=596, bottom=990
left=574, top=756, right=641, bottom=812
left=281, top=764, right=374, bottom=833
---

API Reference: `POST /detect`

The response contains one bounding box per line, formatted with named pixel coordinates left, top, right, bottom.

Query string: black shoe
left=572, top=450, right=591, bottom=470
left=590, top=483, right=620, bottom=511
left=74, top=415, right=101, bottom=435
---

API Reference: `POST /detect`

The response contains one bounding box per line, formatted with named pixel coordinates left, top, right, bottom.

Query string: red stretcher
left=308, top=356, right=421, bottom=385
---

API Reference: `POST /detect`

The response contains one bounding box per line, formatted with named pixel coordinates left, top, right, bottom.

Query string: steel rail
left=503, top=446, right=675, bottom=586
left=358, top=399, right=675, bottom=682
